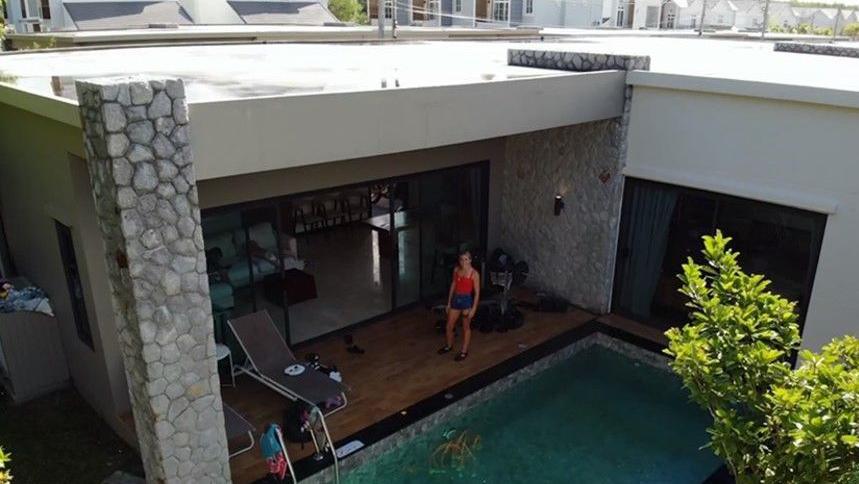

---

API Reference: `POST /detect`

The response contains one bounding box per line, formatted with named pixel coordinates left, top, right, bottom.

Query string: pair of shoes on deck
left=437, top=345, right=468, bottom=361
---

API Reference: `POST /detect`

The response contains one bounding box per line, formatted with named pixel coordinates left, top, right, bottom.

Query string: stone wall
left=500, top=49, right=649, bottom=313
left=774, top=42, right=859, bottom=58
left=501, top=121, right=622, bottom=312
left=75, top=77, right=231, bottom=483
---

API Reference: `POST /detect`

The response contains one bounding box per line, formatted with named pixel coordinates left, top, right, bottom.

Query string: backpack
left=283, top=401, right=312, bottom=444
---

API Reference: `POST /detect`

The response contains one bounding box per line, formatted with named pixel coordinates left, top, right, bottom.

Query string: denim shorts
left=451, top=294, right=474, bottom=310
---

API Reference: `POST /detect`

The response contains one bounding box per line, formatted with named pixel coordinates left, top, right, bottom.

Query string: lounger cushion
left=229, top=311, right=346, bottom=407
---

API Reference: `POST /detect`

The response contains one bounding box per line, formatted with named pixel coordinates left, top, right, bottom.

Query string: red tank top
left=454, top=270, right=474, bottom=295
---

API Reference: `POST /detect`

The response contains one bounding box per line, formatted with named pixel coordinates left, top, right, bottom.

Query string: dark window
left=0, top=210, right=13, bottom=278
left=55, top=221, right=94, bottom=350
left=613, top=178, right=826, bottom=339
left=40, top=0, right=50, bottom=19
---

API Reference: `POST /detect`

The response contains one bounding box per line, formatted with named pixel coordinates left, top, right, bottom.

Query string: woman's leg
left=461, top=311, right=472, bottom=354
left=445, top=309, right=462, bottom=349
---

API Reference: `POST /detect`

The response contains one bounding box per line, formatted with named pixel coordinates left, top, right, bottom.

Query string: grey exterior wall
left=441, top=0, right=453, bottom=25
left=0, top=103, right=134, bottom=441
left=511, top=0, right=523, bottom=24
left=396, top=2, right=410, bottom=26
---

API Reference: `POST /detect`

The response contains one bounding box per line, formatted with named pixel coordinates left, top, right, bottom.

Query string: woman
left=438, top=250, right=480, bottom=362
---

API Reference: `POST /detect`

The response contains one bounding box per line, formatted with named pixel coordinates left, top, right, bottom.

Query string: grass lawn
left=0, top=387, right=143, bottom=483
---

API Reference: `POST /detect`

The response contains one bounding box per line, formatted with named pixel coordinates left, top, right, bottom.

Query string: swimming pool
left=343, top=344, right=721, bottom=483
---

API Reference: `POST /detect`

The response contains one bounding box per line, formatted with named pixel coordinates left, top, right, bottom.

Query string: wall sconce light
left=554, top=194, right=565, bottom=216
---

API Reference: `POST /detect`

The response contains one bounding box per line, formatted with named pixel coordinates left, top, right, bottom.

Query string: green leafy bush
left=814, top=26, right=833, bottom=36
left=328, top=0, right=369, bottom=24
left=0, top=446, right=11, bottom=484
left=795, top=23, right=812, bottom=34
left=844, top=23, right=859, bottom=39
left=666, top=231, right=859, bottom=484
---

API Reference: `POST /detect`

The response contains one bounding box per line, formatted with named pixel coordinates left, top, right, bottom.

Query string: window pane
left=55, top=221, right=93, bottom=350
left=613, top=180, right=825, bottom=334
left=286, top=186, right=392, bottom=343
left=420, top=165, right=486, bottom=300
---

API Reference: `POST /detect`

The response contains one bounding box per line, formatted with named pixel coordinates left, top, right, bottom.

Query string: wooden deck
left=223, top=298, right=597, bottom=483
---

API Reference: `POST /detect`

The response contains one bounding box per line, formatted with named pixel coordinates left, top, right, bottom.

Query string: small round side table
left=215, top=343, right=235, bottom=387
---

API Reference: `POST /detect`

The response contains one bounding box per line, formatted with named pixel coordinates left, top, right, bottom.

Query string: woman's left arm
left=471, top=271, right=481, bottom=314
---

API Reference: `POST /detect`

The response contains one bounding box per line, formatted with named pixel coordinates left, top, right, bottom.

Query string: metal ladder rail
left=274, top=426, right=299, bottom=484
left=308, top=404, right=340, bottom=484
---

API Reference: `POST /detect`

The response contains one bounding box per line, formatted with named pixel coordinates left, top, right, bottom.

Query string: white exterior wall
left=450, top=0, right=476, bottom=26
left=563, top=0, right=604, bottom=27
left=189, top=71, right=626, bottom=180
left=631, top=0, right=658, bottom=28
left=625, top=83, right=859, bottom=353
left=178, top=0, right=241, bottom=23
left=810, top=10, right=836, bottom=29
left=767, top=7, right=796, bottom=29
left=522, top=0, right=562, bottom=27
left=733, top=7, right=763, bottom=29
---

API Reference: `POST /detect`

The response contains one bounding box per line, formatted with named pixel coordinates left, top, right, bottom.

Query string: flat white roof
left=2, top=35, right=859, bottom=116
left=0, top=42, right=569, bottom=103
left=523, top=37, right=859, bottom=95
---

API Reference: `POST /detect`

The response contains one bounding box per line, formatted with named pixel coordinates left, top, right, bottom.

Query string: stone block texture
left=774, top=41, right=859, bottom=58
left=76, top=77, right=231, bottom=483
left=501, top=121, right=623, bottom=312
left=501, top=49, right=649, bottom=313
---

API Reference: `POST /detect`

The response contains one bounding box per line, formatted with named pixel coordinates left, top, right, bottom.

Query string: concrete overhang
left=0, top=69, right=626, bottom=180
left=627, top=71, right=859, bottom=111
left=191, top=70, right=627, bottom=180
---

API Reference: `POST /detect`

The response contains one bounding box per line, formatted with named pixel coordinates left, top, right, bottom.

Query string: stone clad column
left=75, top=77, right=231, bottom=483
left=502, top=50, right=651, bottom=312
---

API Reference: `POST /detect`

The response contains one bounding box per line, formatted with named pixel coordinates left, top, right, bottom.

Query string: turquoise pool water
left=345, top=345, right=721, bottom=483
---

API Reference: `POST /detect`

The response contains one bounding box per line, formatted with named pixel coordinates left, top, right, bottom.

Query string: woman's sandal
left=437, top=345, right=453, bottom=355
left=455, top=352, right=468, bottom=362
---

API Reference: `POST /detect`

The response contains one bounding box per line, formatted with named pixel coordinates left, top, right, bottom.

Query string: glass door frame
left=200, top=160, right=491, bottom=346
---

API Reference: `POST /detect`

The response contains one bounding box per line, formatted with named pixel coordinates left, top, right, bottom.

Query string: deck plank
left=225, top=301, right=595, bottom=483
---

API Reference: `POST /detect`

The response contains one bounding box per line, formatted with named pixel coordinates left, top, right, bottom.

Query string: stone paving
left=76, top=77, right=231, bottom=483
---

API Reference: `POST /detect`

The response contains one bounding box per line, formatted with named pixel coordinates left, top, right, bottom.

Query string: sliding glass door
left=391, top=179, right=421, bottom=308
left=418, top=165, right=487, bottom=300
left=201, top=162, right=489, bottom=345
left=201, top=203, right=285, bottom=354
left=613, top=179, right=826, bottom=334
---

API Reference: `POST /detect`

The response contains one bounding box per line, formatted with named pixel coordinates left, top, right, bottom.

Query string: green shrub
left=814, top=26, right=833, bottom=36
left=0, top=446, right=11, bottom=484
left=795, top=22, right=812, bottom=34
left=666, top=231, right=859, bottom=484
left=844, top=23, right=859, bottom=39
left=328, top=0, right=369, bottom=24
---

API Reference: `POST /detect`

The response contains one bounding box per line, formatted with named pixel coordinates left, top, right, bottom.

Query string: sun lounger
left=223, top=403, right=256, bottom=458
left=228, top=310, right=347, bottom=414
